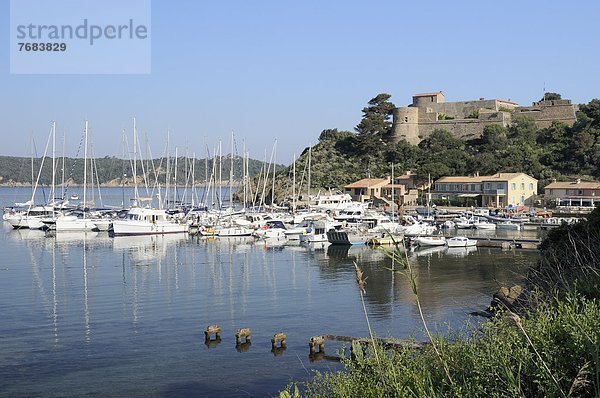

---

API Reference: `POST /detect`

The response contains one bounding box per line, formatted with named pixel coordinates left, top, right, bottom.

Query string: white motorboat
left=415, top=236, right=446, bottom=247
left=446, top=236, right=477, bottom=247
left=217, top=226, right=254, bottom=237
left=326, top=229, right=372, bottom=245
left=455, top=217, right=476, bottom=229
left=440, top=220, right=456, bottom=229
left=402, top=222, right=436, bottom=236
left=111, top=207, right=188, bottom=236
left=312, top=192, right=362, bottom=212
left=496, top=221, right=521, bottom=231
left=299, top=219, right=340, bottom=243
left=253, top=220, right=287, bottom=239
left=333, top=205, right=366, bottom=227
left=5, top=206, right=56, bottom=229
left=284, top=224, right=309, bottom=240
left=474, top=220, right=496, bottom=230
left=50, top=215, right=97, bottom=232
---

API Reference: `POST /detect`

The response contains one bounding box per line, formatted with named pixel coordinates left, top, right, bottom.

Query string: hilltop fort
left=391, top=91, right=577, bottom=144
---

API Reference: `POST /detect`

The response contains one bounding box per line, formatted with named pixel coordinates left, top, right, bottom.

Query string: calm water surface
left=0, top=187, right=539, bottom=397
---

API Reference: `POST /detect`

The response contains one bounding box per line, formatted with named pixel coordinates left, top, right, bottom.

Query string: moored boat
left=446, top=236, right=477, bottom=247
left=415, top=236, right=446, bottom=246
left=496, top=220, right=521, bottom=231
left=111, top=207, right=188, bottom=236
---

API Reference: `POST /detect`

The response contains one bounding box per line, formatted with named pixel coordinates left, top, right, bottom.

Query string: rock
left=490, top=284, right=527, bottom=312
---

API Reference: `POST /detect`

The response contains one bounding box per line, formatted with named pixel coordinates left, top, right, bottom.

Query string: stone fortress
left=391, top=91, right=577, bottom=145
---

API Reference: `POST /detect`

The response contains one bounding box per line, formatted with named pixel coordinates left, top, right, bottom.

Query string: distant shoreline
left=0, top=180, right=241, bottom=188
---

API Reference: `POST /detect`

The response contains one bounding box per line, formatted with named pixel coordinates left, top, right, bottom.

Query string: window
left=529, top=183, right=534, bottom=190
left=521, top=183, right=525, bottom=190
left=497, top=183, right=503, bottom=189
left=470, top=184, right=475, bottom=191
left=512, top=183, right=516, bottom=190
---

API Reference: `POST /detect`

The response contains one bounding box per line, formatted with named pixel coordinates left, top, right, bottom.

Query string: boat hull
left=112, top=220, right=188, bottom=236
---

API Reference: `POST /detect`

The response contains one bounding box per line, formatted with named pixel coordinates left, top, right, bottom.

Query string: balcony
left=483, top=189, right=506, bottom=195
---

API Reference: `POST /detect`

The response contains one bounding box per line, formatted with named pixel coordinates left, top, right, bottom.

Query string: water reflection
left=0, top=218, right=539, bottom=398
left=113, top=234, right=187, bottom=266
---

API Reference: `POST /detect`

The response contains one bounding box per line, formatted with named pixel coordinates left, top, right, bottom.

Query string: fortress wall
left=515, top=104, right=576, bottom=128
left=416, top=119, right=508, bottom=141
left=416, top=100, right=505, bottom=120
left=391, top=93, right=577, bottom=144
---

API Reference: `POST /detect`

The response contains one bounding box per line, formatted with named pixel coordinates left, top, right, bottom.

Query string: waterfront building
left=344, top=172, right=420, bottom=206
left=544, top=179, right=600, bottom=208
left=433, top=172, right=538, bottom=207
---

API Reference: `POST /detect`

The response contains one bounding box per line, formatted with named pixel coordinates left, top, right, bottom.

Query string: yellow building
left=433, top=172, right=538, bottom=207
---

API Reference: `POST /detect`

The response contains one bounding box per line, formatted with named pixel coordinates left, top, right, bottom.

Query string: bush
left=282, top=207, right=600, bottom=398
left=285, top=293, right=600, bottom=397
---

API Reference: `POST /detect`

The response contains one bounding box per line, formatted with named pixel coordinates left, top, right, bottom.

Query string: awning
left=458, top=193, right=481, bottom=198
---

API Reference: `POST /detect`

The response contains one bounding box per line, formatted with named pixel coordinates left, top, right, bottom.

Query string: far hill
left=0, top=155, right=284, bottom=187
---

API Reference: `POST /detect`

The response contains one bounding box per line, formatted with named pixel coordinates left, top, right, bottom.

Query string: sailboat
left=6, top=124, right=60, bottom=229
left=46, top=121, right=97, bottom=232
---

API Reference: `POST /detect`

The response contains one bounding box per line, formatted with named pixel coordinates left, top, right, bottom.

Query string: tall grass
left=281, top=207, right=600, bottom=397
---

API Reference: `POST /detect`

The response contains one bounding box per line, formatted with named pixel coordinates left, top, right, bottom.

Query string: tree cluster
left=279, top=94, right=600, bottom=192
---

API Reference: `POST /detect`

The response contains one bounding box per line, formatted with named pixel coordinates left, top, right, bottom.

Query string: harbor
left=0, top=187, right=540, bottom=397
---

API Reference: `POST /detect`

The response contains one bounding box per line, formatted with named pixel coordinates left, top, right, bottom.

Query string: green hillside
left=0, top=155, right=283, bottom=187
left=272, top=94, right=600, bottom=201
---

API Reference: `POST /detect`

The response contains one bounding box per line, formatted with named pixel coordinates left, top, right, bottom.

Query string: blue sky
left=1, top=0, right=599, bottom=164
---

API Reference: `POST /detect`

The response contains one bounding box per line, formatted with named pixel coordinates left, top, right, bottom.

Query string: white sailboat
left=47, top=121, right=97, bottom=232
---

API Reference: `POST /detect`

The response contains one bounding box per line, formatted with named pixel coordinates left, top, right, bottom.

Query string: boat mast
left=229, top=131, right=234, bottom=210
left=133, top=117, right=138, bottom=203
left=218, top=140, right=222, bottom=209
left=83, top=120, right=88, bottom=220
left=292, top=153, right=296, bottom=213
left=61, top=132, right=66, bottom=201
left=51, top=121, right=56, bottom=204
left=242, top=140, right=247, bottom=210
left=174, top=146, right=178, bottom=207
left=307, top=144, right=311, bottom=208
left=165, top=129, right=170, bottom=209
left=391, top=163, right=394, bottom=220
left=121, top=129, right=126, bottom=208
left=271, top=139, right=277, bottom=206
left=30, top=134, right=34, bottom=199
left=191, top=152, right=196, bottom=207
